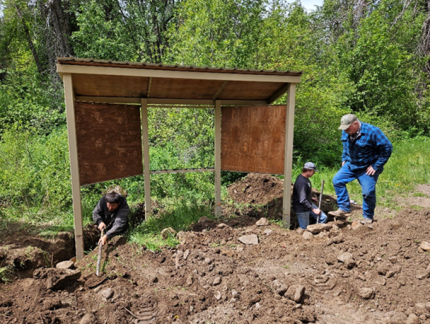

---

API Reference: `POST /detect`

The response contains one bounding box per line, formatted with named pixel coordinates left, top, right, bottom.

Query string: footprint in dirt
left=127, top=306, right=157, bottom=324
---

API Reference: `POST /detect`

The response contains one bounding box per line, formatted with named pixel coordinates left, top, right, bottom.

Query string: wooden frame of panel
left=59, top=60, right=300, bottom=260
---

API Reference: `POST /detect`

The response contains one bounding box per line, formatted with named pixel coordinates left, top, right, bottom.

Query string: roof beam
left=212, top=81, right=229, bottom=100
left=147, top=77, right=152, bottom=98
left=75, top=96, right=268, bottom=106
left=57, top=64, right=301, bottom=83
left=268, top=83, right=291, bottom=104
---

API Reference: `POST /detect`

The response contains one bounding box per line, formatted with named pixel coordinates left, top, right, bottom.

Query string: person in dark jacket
left=293, top=162, right=327, bottom=229
left=93, top=192, right=130, bottom=246
left=329, top=114, right=392, bottom=224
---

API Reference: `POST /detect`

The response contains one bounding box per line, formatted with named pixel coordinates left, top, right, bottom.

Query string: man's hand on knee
left=366, top=165, right=376, bottom=176
left=98, top=222, right=106, bottom=231
left=312, top=208, right=321, bottom=215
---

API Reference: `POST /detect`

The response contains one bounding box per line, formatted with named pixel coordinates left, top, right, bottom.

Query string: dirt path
left=1, top=176, right=430, bottom=324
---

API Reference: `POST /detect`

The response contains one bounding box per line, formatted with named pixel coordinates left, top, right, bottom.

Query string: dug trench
left=1, top=174, right=430, bottom=323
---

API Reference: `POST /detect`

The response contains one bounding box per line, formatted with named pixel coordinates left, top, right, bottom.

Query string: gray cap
left=339, top=114, right=358, bottom=130
left=304, top=162, right=318, bottom=172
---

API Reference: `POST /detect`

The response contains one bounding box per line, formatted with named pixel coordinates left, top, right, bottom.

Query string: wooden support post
left=141, top=99, right=151, bottom=219
left=283, top=84, right=296, bottom=229
left=63, top=74, right=84, bottom=260
left=214, top=100, right=222, bottom=217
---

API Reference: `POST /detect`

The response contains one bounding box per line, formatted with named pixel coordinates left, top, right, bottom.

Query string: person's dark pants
left=332, top=163, right=382, bottom=220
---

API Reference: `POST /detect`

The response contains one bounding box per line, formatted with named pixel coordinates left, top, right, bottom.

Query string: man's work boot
left=328, top=209, right=349, bottom=218
left=360, top=218, right=373, bottom=225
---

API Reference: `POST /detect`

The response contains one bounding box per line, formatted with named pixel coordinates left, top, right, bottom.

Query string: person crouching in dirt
left=293, top=162, right=328, bottom=229
left=92, top=192, right=130, bottom=246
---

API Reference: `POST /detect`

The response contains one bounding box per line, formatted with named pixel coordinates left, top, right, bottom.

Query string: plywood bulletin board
left=221, top=105, right=286, bottom=174
left=75, top=102, right=143, bottom=185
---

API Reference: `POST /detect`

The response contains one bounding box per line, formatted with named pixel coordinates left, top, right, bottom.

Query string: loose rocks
left=238, top=234, right=259, bottom=245
left=357, top=287, right=374, bottom=299
left=306, top=223, right=332, bottom=234
left=55, top=260, right=75, bottom=269
left=303, top=231, right=313, bottom=240
left=256, top=218, right=270, bottom=226
left=420, top=241, right=430, bottom=251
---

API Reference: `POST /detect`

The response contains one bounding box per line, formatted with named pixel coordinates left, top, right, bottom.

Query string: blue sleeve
left=372, top=129, right=393, bottom=171
left=341, top=132, right=349, bottom=163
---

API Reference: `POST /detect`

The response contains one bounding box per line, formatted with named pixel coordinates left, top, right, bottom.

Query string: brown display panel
left=221, top=106, right=286, bottom=174
left=75, top=102, right=143, bottom=185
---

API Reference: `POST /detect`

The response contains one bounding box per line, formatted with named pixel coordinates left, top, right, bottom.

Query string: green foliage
left=129, top=200, right=212, bottom=250
left=0, top=124, right=71, bottom=211
left=0, top=68, right=65, bottom=134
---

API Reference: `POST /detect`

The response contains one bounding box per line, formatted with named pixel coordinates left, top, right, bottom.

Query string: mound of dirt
left=3, top=174, right=430, bottom=323
left=4, top=207, right=430, bottom=323
left=226, top=173, right=339, bottom=225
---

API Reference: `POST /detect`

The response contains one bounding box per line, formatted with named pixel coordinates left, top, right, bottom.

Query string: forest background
left=1, top=0, right=430, bottom=241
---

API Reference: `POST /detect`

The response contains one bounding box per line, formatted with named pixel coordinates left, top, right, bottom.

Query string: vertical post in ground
left=141, top=99, right=151, bottom=219
left=214, top=100, right=222, bottom=217
left=283, top=84, right=296, bottom=229
left=63, top=74, right=84, bottom=260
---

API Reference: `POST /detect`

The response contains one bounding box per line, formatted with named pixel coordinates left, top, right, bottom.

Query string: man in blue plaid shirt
left=329, top=114, right=392, bottom=224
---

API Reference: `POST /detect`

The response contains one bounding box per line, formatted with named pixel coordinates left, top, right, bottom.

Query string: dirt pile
left=226, top=173, right=338, bottom=224
left=2, top=178, right=430, bottom=323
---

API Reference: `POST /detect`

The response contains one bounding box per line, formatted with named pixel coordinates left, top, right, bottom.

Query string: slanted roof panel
left=58, top=57, right=302, bottom=103
left=73, top=74, right=149, bottom=98
left=217, top=81, right=285, bottom=100
left=150, top=78, right=224, bottom=99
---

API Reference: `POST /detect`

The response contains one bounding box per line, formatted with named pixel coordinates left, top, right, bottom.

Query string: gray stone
left=213, top=277, right=221, bottom=286
left=186, top=276, right=193, bottom=286
left=214, top=291, right=222, bottom=300
left=357, top=287, right=374, bottom=299
left=161, top=227, right=176, bottom=239
left=306, top=223, right=332, bottom=234
left=303, top=231, right=313, bottom=240
left=256, top=218, right=270, bottom=226
left=217, top=223, right=229, bottom=228
left=420, top=241, right=430, bottom=252
left=386, top=265, right=402, bottom=278
left=296, top=228, right=305, bottom=235
left=80, top=313, right=96, bottom=324
left=99, top=288, right=114, bottom=300
left=183, top=250, right=190, bottom=260
left=264, top=229, right=273, bottom=235
left=337, top=252, right=354, bottom=263
left=406, top=314, right=420, bottom=324
left=238, top=234, right=259, bottom=245
left=33, top=268, right=81, bottom=291
left=55, top=261, right=74, bottom=270
left=337, top=252, right=356, bottom=268
left=416, top=270, right=430, bottom=280
left=351, top=221, right=363, bottom=230
left=272, top=279, right=289, bottom=295
left=293, top=285, right=306, bottom=303
left=389, top=312, right=408, bottom=324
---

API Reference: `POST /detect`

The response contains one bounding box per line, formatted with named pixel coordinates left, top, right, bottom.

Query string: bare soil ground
left=1, top=174, right=430, bottom=324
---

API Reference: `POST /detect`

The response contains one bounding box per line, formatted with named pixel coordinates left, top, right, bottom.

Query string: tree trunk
left=15, top=5, right=45, bottom=74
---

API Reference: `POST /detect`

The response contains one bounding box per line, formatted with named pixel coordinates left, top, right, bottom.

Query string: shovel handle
left=96, top=229, right=104, bottom=276
left=318, top=180, right=325, bottom=210
left=317, top=180, right=325, bottom=223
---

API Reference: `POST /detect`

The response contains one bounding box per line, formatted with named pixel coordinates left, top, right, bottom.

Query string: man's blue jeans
left=332, top=163, right=382, bottom=220
left=296, top=203, right=328, bottom=229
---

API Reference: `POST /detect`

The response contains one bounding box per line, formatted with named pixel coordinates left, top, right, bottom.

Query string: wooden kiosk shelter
left=57, top=57, right=302, bottom=259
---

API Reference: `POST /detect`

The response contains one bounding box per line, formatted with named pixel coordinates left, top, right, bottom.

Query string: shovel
left=96, top=229, right=104, bottom=276
left=317, top=180, right=325, bottom=224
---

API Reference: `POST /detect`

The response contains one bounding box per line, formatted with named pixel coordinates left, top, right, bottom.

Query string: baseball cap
left=338, top=114, right=358, bottom=130
left=304, top=162, right=318, bottom=172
